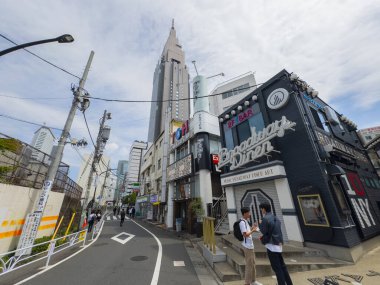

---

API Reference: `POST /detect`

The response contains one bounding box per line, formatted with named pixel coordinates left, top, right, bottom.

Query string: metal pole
left=0, top=35, right=73, bottom=57
left=84, top=110, right=108, bottom=213
left=16, top=51, right=94, bottom=253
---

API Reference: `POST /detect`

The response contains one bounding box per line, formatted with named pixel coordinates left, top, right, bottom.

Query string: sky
left=1, top=0, right=380, bottom=181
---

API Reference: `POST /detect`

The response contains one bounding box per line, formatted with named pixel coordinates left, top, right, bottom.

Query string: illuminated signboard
left=227, top=107, right=253, bottom=128
left=171, top=120, right=189, bottom=144
left=218, top=116, right=296, bottom=170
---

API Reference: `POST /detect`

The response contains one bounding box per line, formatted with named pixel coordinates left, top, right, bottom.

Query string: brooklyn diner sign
left=218, top=116, right=296, bottom=170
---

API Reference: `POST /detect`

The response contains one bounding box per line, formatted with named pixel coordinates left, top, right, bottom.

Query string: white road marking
left=113, top=216, right=117, bottom=220
left=110, top=232, right=135, bottom=245
left=173, top=261, right=185, bottom=267
left=131, top=220, right=162, bottom=285
left=15, top=221, right=105, bottom=285
left=107, top=216, right=111, bottom=221
left=118, top=215, right=121, bottom=219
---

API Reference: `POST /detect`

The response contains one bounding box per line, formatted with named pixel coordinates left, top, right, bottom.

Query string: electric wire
left=87, top=82, right=264, bottom=103
left=0, top=94, right=71, bottom=100
left=0, top=34, right=81, bottom=79
left=82, top=111, right=96, bottom=147
left=0, top=113, right=63, bottom=131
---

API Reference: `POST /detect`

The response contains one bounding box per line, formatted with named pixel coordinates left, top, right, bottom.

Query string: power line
left=0, top=34, right=81, bottom=80
left=87, top=82, right=264, bottom=103
left=0, top=93, right=71, bottom=100
left=0, top=113, right=63, bottom=131
left=82, top=111, right=96, bottom=147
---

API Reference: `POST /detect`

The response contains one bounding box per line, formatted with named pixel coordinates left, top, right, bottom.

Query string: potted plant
left=190, top=198, right=205, bottom=237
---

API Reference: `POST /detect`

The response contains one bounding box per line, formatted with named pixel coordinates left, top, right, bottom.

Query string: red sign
left=211, top=154, right=219, bottom=165
left=227, top=107, right=253, bottom=128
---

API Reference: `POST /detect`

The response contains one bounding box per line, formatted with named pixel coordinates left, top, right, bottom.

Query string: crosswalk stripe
left=107, top=216, right=110, bottom=221
left=113, top=216, right=117, bottom=220
left=118, top=215, right=121, bottom=219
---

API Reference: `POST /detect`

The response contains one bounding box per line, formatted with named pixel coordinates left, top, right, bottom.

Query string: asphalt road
left=18, top=213, right=202, bottom=285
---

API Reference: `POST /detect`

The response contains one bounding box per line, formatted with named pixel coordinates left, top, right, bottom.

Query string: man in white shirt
left=258, top=202, right=293, bottom=285
left=240, top=207, right=263, bottom=285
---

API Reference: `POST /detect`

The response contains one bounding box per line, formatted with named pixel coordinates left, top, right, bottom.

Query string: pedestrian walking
left=239, top=207, right=262, bottom=285
left=88, top=211, right=96, bottom=233
left=120, top=209, right=126, bottom=227
left=258, top=202, right=293, bottom=285
left=96, top=210, right=102, bottom=222
left=129, top=207, right=133, bottom=218
left=113, top=206, right=117, bottom=216
left=131, top=207, right=135, bottom=219
left=117, top=206, right=121, bottom=216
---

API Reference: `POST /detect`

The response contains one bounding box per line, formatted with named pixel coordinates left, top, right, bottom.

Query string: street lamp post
left=0, top=34, right=74, bottom=57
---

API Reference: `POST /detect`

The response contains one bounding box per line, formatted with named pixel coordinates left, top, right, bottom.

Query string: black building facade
left=218, top=70, right=380, bottom=258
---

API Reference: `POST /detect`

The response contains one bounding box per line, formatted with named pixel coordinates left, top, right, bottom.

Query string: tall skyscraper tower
left=148, top=20, right=190, bottom=142
left=115, top=160, right=129, bottom=201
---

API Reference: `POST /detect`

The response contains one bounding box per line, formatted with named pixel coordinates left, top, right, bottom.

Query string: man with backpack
left=257, top=202, right=293, bottom=285
left=235, top=207, right=262, bottom=285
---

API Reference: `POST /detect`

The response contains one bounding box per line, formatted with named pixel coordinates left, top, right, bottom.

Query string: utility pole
left=16, top=51, right=94, bottom=255
left=83, top=110, right=111, bottom=213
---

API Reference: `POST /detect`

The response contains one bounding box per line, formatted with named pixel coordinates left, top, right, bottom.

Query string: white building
left=209, top=72, right=257, bottom=116
left=76, top=153, right=110, bottom=206
left=358, top=126, right=380, bottom=145
left=124, top=141, right=148, bottom=195
left=30, top=126, right=55, bottom=162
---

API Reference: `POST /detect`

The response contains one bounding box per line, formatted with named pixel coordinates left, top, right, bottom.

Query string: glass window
left=309, top=106, right=329, bottom=132
left=223, top=124, right=234, bottom=150
left=236, top=120, right=251, bottom=144
left=210, top=138, right=221, bottom=154
left=248, top=113, right=265, bottom=133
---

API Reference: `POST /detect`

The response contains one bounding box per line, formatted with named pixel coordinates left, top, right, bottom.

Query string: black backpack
left=233, top=219, right=244, bottom=241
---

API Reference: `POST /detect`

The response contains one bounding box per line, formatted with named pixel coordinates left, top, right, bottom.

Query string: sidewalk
left=224, top=245, right=380, bottom=285
left=142, top=219, right=380, bottom=285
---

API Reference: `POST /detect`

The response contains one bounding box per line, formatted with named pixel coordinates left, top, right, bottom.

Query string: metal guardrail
left=0, top=133, right=82, bottom=199
left=202, top=217, right=216, bottom=254
left=0, top=229, right=89, bottom=276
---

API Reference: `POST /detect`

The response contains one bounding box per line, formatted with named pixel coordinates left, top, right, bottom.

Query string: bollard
left=45, top=240, right=56, bottom=268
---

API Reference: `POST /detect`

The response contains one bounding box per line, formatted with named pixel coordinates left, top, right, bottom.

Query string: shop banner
left=195, top=133, right=211, bottom=171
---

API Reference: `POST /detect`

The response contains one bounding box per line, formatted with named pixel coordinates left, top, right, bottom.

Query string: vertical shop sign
left=341, top=173, right=376, bottom=233
left=195, top=133, right=210, bottom=171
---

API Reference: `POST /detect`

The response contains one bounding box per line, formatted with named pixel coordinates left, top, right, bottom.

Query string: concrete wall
left=0, top=184, right=64, bottom=254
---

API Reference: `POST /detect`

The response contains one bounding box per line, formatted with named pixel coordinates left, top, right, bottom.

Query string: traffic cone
left=82, top=218, right=88, bottom=229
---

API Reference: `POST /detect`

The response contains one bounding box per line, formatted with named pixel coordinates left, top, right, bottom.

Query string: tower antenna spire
left=172, top=19, right=174, bottom=29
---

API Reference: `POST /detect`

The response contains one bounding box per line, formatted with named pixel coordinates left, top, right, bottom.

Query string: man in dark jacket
left=120, top=209, right=126, bottom=227
left=258, top=202, right=293, bottom=285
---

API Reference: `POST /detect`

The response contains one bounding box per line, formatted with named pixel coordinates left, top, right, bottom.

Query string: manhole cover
left=130, top=255, right=148, bottom=261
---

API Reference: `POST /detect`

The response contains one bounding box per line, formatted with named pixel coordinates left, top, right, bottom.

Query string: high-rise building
left=115, top=160, right=128, bottom=201
left=30, top=126, right=55, bottom=162
left=209, top=72, right=256, bottom=116
left=76, top=153, right=110, bottom=205
left=125, top=141, right=147, bottom=195
left=147, top=20, right=190, bottom=143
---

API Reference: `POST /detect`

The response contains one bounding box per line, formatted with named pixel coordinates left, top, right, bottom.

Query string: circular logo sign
left=267, top=88, right=290, bottom=110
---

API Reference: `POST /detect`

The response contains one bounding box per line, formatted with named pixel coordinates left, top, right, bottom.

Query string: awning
left=325, top=164, right=346, bottom=176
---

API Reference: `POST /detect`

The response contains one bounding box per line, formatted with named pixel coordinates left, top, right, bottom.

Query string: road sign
left=15, top=212, right=42, bottom=256
left=110, top=232, right=135, bottom=245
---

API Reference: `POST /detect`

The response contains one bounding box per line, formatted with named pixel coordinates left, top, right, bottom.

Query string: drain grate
left=130, top=255, right=148, bottom=261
